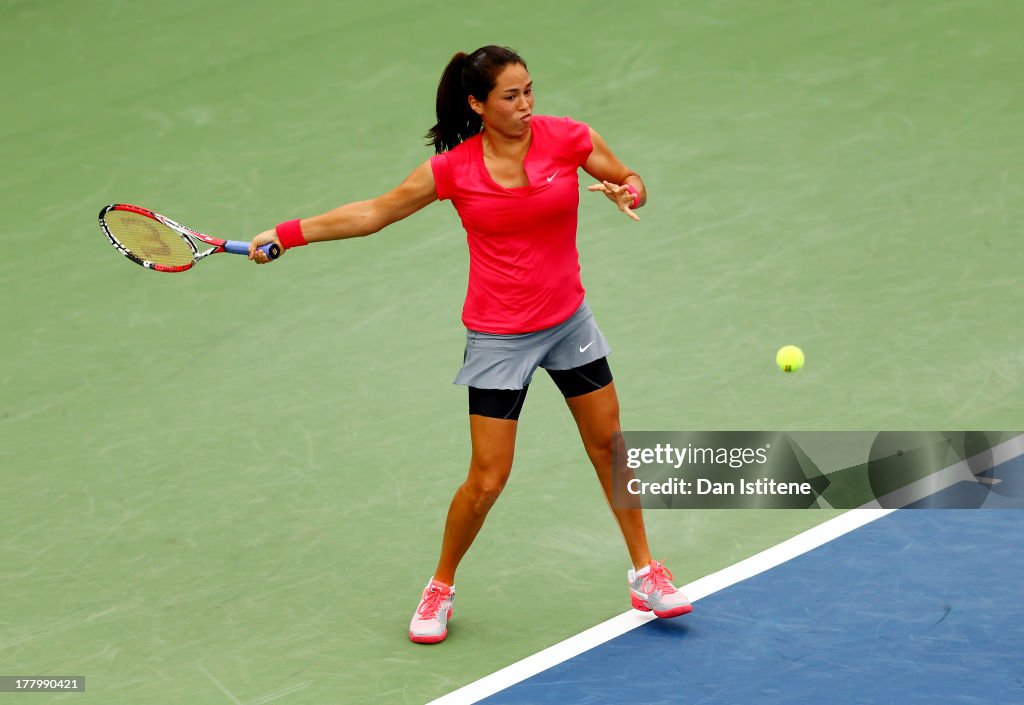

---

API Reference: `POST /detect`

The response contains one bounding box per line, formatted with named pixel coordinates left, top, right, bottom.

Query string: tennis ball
left=776, top=345, right=804, bottom=373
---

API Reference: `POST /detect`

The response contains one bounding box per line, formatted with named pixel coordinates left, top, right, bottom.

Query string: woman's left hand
left=587, top=180, right=640, bottom=222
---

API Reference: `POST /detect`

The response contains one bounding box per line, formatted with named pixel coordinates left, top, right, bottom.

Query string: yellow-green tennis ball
left=776, top=345, right=804, bottom=373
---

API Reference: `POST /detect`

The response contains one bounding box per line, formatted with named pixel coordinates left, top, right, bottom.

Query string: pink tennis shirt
left=431, top=115, right=594, bottom=334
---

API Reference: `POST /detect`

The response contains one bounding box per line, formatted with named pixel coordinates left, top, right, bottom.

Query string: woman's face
left=470, top=62, right=534, bottom=140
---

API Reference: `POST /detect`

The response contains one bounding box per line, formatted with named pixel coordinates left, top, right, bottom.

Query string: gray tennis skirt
left=454, top=301, right=612, bottom=390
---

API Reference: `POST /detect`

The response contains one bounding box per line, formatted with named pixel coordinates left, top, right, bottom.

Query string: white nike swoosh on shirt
left=579, top=341, right=594, bottom=353
left=546, top=171, right=559, bottom=182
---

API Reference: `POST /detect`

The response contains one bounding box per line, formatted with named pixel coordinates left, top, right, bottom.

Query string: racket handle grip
left=224, top=240, right=281, bottom=259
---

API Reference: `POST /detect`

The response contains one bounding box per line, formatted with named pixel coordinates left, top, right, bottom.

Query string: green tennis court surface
left=2, top=1, right=1021, bottom=702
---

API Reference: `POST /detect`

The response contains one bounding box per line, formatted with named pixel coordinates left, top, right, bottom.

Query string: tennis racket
left=98, top=203, right=280, bottom=273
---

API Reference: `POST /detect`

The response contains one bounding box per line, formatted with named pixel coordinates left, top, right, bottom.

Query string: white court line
left=427, top=509, right=893, bottom=705
left=428, top=432, right=1024, bottom=705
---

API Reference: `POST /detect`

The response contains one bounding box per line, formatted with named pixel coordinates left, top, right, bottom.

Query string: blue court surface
left=468, top=508, right=1022, bottom=704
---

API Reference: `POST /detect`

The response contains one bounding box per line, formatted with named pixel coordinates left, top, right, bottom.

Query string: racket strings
left=104, top=211, right=195, bottom=266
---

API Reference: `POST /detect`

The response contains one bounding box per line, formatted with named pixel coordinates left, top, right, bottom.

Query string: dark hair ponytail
left=426, top=45, right=527, bottom=153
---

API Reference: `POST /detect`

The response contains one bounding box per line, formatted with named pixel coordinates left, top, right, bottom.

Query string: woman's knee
left=465, top=454, right=512, bottom=510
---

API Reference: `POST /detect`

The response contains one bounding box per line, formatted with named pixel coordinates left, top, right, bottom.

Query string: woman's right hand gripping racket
left=98, top=204, right=280, bottom=273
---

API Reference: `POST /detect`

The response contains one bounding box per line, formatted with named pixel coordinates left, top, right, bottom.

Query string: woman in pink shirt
left=250, top=45, right=691, bottom=644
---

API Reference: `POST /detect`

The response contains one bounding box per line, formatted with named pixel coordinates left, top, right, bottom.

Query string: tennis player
left=249, top=45, right=692, bottom=644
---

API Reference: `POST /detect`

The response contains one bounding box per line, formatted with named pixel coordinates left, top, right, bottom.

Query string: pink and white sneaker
left=629, top=560, right=693, bottom=618
left=409, top=578, right=455, bottom=644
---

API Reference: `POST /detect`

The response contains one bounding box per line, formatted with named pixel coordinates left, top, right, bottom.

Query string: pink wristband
left=624, top=184, right=640, bottom=209
left=275, top=219, right=308, bottom=249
